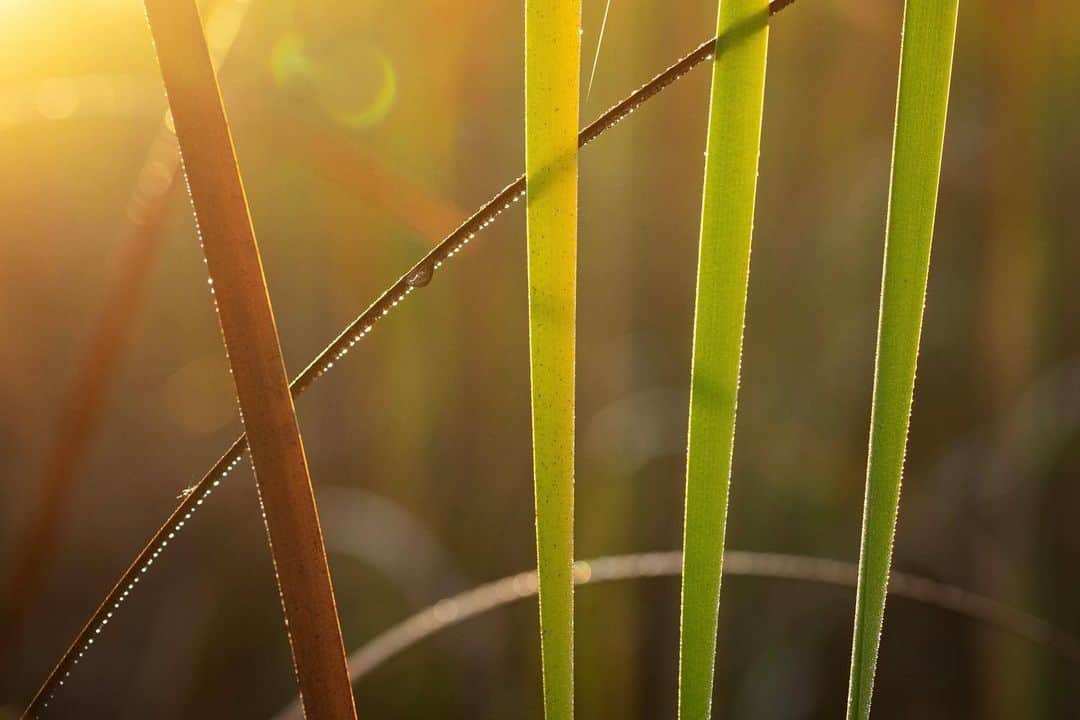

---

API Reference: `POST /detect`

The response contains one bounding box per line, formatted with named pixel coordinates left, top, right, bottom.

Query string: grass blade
left=525, top=1, right=581, bottom=718
left=846, top=1, right=960, bottom=718
left=677, top=1, right=770, bottom=718
left=142, top=2, right=357, bottom=718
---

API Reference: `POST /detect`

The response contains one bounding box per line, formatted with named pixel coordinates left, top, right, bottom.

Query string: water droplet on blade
left=405, top=263, right=434, bottom=288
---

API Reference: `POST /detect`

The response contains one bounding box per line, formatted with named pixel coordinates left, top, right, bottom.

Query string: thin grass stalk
left=846, top=2, right=959, bottom=718
left=584, top=0, right=614, bottom=101
left=23, top=3, right=804, bottom=712
left=142, top=1, right=356, bottom=718
left=525, top=2, right=581, bottom=718
left=677, top=0, right=769, bottom=718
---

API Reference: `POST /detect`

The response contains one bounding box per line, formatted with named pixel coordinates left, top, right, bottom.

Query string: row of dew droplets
left=34, top=450, right=246, bottom=717
left=32, top=154, right=244, bottom=717
left=32, top=154, right=525, bottom=720
left=298, top=183, right=525, bottom=387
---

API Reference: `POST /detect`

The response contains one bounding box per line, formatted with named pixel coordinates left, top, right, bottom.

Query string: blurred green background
left=1, top=0, right=1078, bottom=717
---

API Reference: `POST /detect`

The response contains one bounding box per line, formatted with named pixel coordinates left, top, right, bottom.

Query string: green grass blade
left=525, top=2, right=580, bottom=719
left=846, top=2, right=960, bottom=718
left=677, top=1, right=770, bottom=719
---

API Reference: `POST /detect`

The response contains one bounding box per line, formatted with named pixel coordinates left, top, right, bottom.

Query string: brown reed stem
left=141, top=1, right=356, bottom=718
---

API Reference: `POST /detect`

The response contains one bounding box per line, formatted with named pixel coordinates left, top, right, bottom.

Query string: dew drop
left=405, top=263, right=433, bottom=288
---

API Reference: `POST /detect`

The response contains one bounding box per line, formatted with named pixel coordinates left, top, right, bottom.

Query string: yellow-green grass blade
left=525, top=2, right=581, bottom=719
left=846, top=2, right=959, bottom=718
left=677, top=1, right=770, bottom=719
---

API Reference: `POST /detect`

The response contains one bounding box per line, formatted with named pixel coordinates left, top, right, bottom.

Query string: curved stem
left=271, top=550, right=1080, bottom=720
